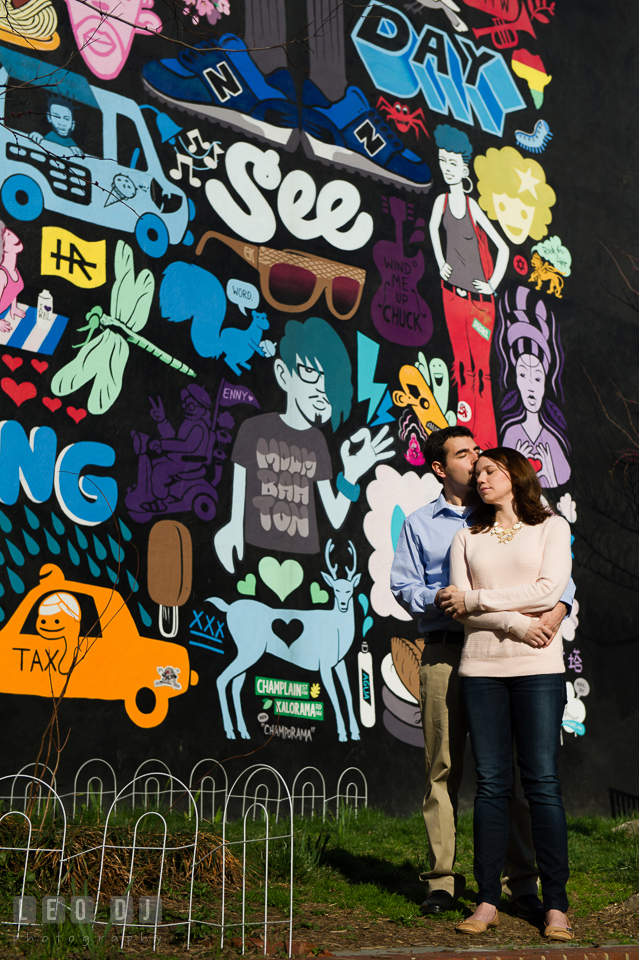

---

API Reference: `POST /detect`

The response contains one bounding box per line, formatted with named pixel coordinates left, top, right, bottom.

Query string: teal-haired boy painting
left=214, top=316, right=393, bottom=570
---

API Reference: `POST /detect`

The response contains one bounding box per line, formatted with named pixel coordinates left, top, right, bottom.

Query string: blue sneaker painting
left=141, top=34, right=299, bottom=150
left=301, top=81, right=432, bottom=193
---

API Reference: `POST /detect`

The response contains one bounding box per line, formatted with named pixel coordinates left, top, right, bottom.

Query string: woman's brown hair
left=470, top=447, right=552, bottom=533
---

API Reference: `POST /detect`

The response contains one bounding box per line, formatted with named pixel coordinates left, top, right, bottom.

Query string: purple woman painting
left=496, top=285, right=570, bottom=488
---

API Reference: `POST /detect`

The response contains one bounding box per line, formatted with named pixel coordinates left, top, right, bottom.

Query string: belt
left=441, top=279, right=489, bottom=302
left=422, top=629, right=464, bottom=645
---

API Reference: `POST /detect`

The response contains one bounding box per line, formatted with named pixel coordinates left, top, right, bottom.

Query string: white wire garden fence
left=0, top=761, right=368, bottom=955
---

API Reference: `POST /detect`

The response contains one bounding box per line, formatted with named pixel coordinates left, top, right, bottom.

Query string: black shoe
left=512, top=894, right=545, bottom=922
left=420, top=890, right=457, bottom=915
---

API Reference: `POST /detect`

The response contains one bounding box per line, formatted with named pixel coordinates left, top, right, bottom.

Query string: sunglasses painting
left=196, top=232, right=366, bottom=321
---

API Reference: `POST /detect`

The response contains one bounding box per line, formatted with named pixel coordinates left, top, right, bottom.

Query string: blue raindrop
left=7, top=568, right=24, bottom=593
left=75, top=526, right=88, bottom=550
left=138, top=603, right=152, bottom=627
left=0, top=608, right=4, bottom=623
left=67, top=541, right=80, bottom=566
left=24, top=507, right=39, bottom=530
left=106, top=566, right=119, bottom=584
left=357, top=594, right=369, bottom=616
left=118, top=519, right=133, bottom=541
left=22, top=531, right=40, bottom=556
left=51, top=513, right=65, bottom=536
left=0, top=510, right=11, bottom=534
left=126, top=570, right=139, bottom=593
left=88, top=556, right=101, bottom=578
left=108, top=535, right=125, bottom=563
left=6, top=540, right=24, bottom=566
left=0, top=550, right=4, bottom=566
left=93, top=535, right=107, bottom=560
left=391, top=505, right=407, bottom=553
left=44, top=529, right=61, bottom=555
left=0, top=582, right=5, bottom=598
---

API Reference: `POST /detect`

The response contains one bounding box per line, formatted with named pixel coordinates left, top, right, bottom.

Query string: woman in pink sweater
left=442, top=447, right=572, bottom=941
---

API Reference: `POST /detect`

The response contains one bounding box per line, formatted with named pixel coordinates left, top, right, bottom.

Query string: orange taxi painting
left=3, top=564, right=198, bottom=727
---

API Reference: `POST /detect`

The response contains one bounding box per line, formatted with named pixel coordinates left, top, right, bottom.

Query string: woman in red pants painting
left=429, top=125, right=509, bottom=451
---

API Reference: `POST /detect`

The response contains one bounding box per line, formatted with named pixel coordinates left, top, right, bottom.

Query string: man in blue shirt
left=390, top=425, right=574, bottom=917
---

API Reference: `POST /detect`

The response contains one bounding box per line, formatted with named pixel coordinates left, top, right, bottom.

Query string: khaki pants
left=419, top=641, right=538, bottom=898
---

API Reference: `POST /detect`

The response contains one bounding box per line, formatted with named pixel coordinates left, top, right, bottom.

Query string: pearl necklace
left=490, top=520, right=523, bottom=543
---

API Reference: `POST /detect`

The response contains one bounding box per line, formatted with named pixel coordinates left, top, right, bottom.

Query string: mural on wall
left=0, top=0, right=610, bottom=807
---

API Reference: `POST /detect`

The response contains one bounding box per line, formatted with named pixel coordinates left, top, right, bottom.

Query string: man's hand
left=435, top=585, right=457, bottom=609
left=521, top=620, right=555, bottom=648
left=538, top=602, right=567, bottom=641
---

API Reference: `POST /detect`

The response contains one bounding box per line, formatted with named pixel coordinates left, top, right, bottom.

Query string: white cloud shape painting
left=364, top=465, right=441, bottom=620
left=562, top=597, right=579, bottom=642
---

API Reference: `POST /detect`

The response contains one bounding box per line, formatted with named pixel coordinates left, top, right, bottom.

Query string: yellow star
left=515, top=165, right=541, bottom=198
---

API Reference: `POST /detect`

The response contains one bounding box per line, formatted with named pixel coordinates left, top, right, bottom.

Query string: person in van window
left=31, top=95, right=82, bottom=157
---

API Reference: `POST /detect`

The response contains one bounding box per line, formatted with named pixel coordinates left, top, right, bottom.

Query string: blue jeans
left=461, top=673, right=569, bottom=912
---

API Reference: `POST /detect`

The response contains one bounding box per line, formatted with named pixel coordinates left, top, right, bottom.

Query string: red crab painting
left=377, top=98, right=430, bottom=140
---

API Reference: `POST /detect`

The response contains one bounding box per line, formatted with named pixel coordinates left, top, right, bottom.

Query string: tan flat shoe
left=544, top=918, right=575, bottom=942
left=456, top=911, right=499, bottom=934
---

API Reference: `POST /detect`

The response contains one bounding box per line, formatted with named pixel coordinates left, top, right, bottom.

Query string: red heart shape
left=42, top=397, right=62, bottom=412
left=528, top=458, right=542, bottom=473
left=67, top=406, right=87, bottom=424
left=2, top=354, right=22, bottom=372
left=1, top=378, right=37, bottom=407
left=31, top=359, right=49, bottom=374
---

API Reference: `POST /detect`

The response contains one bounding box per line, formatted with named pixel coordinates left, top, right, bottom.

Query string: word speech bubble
left=227, top=279, right=259, bottom=316
left=574, top=678, right=590, bottom=698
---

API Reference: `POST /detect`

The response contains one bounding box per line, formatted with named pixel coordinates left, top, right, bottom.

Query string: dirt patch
left=289, top=901, right=639, bottom=955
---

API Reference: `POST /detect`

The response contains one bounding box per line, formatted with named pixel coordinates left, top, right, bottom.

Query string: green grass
left=241, top=806, right=639, bottom=922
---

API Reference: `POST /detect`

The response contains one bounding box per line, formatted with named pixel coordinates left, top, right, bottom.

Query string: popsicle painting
left=147, top=520, right=193, bottom=638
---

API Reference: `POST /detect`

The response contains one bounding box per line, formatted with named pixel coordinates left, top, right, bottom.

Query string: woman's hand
left=536, top=442, right=558, bottom=488
left=440, top=262, right=452, bottom=281
left=441, top=589, right=467, bottom=619
left=515, top=438, right=534, bottom=459
left=10, top=300, right=25, bottom=322
left=520, top=620, right=555, bottom=648
left=472, top=279, right=493, bottom=296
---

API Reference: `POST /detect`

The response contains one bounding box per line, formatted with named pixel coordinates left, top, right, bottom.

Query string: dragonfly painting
left=52, top=241, right=196, bottom=416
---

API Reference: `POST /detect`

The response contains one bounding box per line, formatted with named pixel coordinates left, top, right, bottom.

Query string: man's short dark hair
left=424, top=426, right=475, bottom=469
left=47, top=94, right=77, bottom=113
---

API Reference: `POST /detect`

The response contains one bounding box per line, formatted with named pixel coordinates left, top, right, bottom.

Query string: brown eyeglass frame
left=196, top=231, right=366, bottom=321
